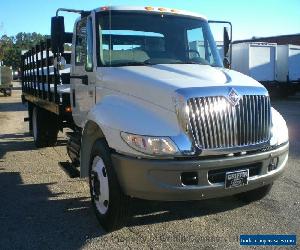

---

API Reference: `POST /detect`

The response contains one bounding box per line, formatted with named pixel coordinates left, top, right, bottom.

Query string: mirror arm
left=56, top=8, right=90, bottom=17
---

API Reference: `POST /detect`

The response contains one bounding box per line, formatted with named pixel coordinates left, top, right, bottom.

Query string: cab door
left=71, top=16, right=96, bottom=127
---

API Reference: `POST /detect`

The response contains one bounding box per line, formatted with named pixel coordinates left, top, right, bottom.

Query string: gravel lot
left=0, top=89, right=299, bottom=249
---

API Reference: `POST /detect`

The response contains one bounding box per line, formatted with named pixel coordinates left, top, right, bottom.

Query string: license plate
left=225, top=169, right=249, bottom=189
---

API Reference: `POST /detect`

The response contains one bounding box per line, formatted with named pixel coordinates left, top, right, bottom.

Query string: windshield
left=97, top=11, right=223, bottom=67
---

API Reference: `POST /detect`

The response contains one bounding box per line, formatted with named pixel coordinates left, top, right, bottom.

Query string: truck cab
left=22, top=6, right=289, bottom=231
left=70, top=7, right=223, bottom=127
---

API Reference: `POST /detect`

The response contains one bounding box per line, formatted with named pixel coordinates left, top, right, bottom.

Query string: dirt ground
left=0, top=89, right=299, bottom=249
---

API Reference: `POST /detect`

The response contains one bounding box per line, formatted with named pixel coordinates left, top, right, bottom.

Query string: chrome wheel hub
left=91, top=156, right=109, bottom=215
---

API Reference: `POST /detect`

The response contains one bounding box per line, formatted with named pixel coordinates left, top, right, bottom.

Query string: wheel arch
left=80, top=120, right=106, bottom=178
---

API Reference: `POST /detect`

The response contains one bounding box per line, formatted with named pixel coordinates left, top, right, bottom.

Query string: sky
left=0, top=0, right=299, bottom=41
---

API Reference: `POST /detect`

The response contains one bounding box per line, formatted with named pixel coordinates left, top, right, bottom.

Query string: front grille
left=208, top=163, right=262, bottom=184
left=187, top=95, right=271, bottom=149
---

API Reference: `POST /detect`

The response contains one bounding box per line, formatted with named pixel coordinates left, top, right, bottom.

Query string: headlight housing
left=121, top=132, right=179, bottom=156
left=270, top=107, right=289, bottom=146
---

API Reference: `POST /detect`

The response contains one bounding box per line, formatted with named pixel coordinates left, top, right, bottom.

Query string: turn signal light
left=100, top=6, right=109, bottom=11
left=65, top=106, right=72, bottom=113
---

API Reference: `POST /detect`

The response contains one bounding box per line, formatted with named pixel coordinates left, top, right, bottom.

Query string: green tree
left=0, top=32, right=47, bottom=70
left=0, top=35, right=13, bottom=61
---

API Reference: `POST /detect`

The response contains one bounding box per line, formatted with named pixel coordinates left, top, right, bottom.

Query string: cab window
left=85, top=17, right=94, bottom=71
left=75, top=19, right=87, bottom=65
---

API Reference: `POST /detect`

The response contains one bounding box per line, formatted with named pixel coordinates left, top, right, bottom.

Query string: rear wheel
left=32, top=106, right=59, bottom=148
left=89, top=139, right=130, bottom=232
left=236, top=183, right=273, bottom=203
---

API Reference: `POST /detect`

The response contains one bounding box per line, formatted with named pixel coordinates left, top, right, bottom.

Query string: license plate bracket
left=225, top=169, right=249, bottom=189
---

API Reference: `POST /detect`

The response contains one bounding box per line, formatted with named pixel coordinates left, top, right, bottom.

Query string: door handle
left=70, top=75, right=88, bottom=85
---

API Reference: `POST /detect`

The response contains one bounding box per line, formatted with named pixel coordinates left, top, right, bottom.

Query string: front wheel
left=236, top=183, right=273, bottom=203
left=89, top=139, right=130, bottom=232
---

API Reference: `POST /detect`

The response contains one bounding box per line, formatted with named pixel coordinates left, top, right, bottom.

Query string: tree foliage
left=0, top=32, right=47, bottom=70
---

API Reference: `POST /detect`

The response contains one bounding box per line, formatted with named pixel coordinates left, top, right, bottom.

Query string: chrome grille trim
left=187, top=95, right=271, bottom=150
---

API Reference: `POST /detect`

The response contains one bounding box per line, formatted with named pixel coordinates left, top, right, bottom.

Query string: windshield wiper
left=164, top=61, right=204, bottom=65
left=111, top=61, right=155, bottom=67
left=183, top=61, right=199, bottom=64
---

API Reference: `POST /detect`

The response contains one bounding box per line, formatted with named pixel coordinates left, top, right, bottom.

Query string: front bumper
left=112, top=142, right=289, bottom=201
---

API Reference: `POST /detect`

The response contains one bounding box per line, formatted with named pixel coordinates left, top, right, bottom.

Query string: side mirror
left=223, top=27, right=231, bottom=57
left=223, top=57, right=231, bottom=69
left=51, top=16, right=65, bottom=54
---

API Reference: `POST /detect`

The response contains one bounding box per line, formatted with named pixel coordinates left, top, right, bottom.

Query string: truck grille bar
left=187, top=95, right=271, bottom=150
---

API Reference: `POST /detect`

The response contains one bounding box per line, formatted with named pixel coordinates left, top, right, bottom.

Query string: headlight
left=121, top=132, right=179, bottom=156
left=270, top=107, right=288, bottom=146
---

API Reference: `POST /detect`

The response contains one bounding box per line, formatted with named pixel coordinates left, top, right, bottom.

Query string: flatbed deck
left=21, top=38, right=73, bottom=128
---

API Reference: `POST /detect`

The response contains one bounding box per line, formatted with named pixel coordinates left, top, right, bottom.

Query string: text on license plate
left=225, top=169, right=249, bottom=189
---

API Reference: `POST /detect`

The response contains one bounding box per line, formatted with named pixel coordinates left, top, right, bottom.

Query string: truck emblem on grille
left=227, top=88, right=240, bottom=106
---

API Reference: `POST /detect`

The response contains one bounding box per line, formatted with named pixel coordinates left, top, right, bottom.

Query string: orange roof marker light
left=145, top=6, right=154, bottom=11
left=158, top=7, right=168, bottom=12
left=170, top=9, right=179, bottom=13
left=100, top=6, right=109, bottom=11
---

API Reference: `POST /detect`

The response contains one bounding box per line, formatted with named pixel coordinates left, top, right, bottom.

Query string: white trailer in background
left=277, top=45, right=300, bottom=95
left=231, top=42, right=278, bottom=92
left=215, top=41, right=224, bottom=60
left=189, top=40, right=225, bottom=61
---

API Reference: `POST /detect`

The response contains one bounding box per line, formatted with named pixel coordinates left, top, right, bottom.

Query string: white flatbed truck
left=21, top=6, right=289, bottom=231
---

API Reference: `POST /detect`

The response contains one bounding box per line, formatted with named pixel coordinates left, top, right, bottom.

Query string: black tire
left=236, top=183, right=273, bottom=203
left=89, top=139, right=130, bottom=232
left=32, top=106, right=59, bottom=148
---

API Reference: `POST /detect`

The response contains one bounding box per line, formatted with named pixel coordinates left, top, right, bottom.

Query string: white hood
left=99, top=64, right=266, bottom=111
